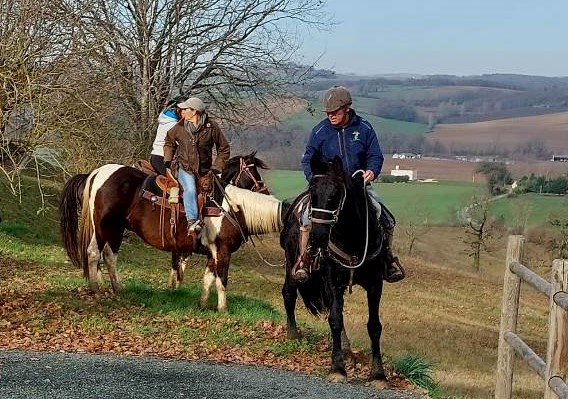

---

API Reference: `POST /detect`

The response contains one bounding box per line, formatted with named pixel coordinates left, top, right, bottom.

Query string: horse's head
left=307, top=154, right=347, bottom=255
left=222, top=151, right=269, bottom=194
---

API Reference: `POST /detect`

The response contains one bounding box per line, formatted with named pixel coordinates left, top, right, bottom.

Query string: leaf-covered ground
left=0, top=258, right=412, bottom=391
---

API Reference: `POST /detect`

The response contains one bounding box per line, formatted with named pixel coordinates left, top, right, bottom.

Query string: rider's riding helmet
left=322, top=86, right=352, bottom=113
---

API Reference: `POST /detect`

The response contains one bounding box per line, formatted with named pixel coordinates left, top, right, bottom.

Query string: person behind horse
left=296, top=85, right=405, bottom=283
left=150, top=95, right=187, bottom=175
left=163, top=97, right=230, bottom=233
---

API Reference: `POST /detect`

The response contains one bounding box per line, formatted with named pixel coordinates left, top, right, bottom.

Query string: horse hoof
left=369, top=379, right=388, bottom=390
left=327, top=372, right=347, bottom=383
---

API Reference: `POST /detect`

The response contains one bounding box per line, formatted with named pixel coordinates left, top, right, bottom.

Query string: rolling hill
left=428, top=111, right=568, bottom=155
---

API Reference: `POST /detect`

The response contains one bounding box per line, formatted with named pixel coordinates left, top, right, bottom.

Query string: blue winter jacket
left=301, top=110, right=384, bottom=181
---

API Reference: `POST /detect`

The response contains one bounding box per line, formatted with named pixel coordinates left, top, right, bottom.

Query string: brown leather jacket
left=163, top=116, right=230, bottom=176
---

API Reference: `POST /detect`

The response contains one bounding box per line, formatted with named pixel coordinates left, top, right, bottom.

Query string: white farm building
left=390, top=165, right=418, bottom=181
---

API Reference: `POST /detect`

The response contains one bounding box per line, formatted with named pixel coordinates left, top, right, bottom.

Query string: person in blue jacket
left=149, top=95, right=187, bottom=175
left=295, top=85, right=405, bottom=283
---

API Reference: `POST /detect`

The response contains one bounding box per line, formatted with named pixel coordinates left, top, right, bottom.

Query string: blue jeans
left=178, top=168, right=198, bottom=220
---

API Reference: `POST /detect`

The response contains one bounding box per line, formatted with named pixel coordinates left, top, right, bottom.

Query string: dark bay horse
left=59, top=153, right=282, bottom=311
left=280, top=153, right=388, bottom=387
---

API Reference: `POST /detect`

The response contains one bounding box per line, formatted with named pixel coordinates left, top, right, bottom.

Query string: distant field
left=490, top=193, right=568, bottom=227
left=429, top=111, right=568, bottom=153
left=363, top=85, right=518, bottom=102
left=265, top=169, right=567, bottom=227
left=383, top=156, right=568, bottom=181
left=266, top=170, right=483, bottom=224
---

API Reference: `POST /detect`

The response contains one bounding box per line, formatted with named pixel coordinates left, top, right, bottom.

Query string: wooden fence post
left=545, top=260, right=568, bottom=399
left=495, top=235, right=525, bottom=399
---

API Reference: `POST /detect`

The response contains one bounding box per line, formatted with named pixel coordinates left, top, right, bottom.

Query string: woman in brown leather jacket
left=163, top=97, right=230, bottom=233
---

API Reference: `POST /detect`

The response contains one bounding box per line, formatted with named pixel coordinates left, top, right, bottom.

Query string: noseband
left=231, top=157, right=268, bottom=193
left=308, top=171, right=372, bottom=270
left=308, top=174, right=346, bottom=225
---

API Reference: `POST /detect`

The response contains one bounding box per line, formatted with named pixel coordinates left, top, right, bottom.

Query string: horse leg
left=199, top=256, right=216, bottom=309
left=282, top=274, right=300, bottom=339
left=86, top=236, right=102, bottom=292
left=327, top=286, right=347, bottom=382
left=340, top=326, right=352, bottom=357
left=169, top=252, right=187, bottom=289
left=214, top=251, right=230, bottom=312
left=102, top=243, right=123, bottom=293
left=366, top=280, right=387, bottom=387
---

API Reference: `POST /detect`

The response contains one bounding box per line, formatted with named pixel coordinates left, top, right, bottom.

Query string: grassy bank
left=0, top=172, right=560, bottom=398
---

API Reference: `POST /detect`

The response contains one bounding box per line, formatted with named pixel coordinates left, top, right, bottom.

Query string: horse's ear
left=330, top=156, right=344, bottom=176
left=310, top=151, right=327, bottom=175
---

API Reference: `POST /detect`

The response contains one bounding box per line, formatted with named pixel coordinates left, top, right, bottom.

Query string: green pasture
left=265, top=170, right=568, bottom=227
left=489, top=193, right=568, bottom=228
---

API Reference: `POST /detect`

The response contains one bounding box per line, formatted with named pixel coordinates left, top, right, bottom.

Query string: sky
left=298, top=0, right=568, bottom=77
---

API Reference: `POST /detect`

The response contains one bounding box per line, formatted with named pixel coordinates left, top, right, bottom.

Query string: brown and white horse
left=59, top=153, right=282, bottom=311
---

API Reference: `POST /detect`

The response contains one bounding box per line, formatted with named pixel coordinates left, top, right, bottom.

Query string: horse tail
left=78, top=177, right=95, bottom=278
left=59, top=173, right=89, bottom=269
left=298, top=277, right=328, bottom=316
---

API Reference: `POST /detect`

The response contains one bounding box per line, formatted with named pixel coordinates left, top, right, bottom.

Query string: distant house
left=392, top=152, right=420, bottom=159
left=552, top=154, right=568, bottom=162
left=390, top=165, right=418, bottom=181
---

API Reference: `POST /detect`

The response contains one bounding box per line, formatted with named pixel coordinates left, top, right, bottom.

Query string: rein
left=310, top=170, right=371, bottom=270
left=230, top=158, right=268, bottom=193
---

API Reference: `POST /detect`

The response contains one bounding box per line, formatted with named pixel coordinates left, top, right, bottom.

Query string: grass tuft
left=393, top=353, right=437, bottom=392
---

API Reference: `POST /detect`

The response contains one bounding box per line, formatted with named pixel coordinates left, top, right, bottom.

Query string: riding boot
left=293, top=225, right=311, bottom=282
left=384, top=226, right=405, bottom=283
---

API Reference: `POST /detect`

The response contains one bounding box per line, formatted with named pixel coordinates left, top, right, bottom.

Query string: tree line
left=1, top=0, right=329, bottom=196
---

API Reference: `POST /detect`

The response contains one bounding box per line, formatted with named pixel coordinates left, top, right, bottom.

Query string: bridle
left=308, top=174, right=346, bottom=225
left=308, top=170, right=372, bottom=270
left=230, top=157, right=269, bottom=193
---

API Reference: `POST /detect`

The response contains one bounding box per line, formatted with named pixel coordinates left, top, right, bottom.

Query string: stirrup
left=292, top=253, right=311, bottom=283
left=385, top=257, right=405, bottom=283
left=293, top=268, right=309, bottom=283
left=188, top=219, right=202, bottom=233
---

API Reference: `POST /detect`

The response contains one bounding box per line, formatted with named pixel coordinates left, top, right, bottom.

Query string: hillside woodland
left=230, top=73, right=568, bottom=169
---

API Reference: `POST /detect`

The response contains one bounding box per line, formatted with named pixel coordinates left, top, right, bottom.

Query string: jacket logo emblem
left=352, top=131, right=361, bottom=141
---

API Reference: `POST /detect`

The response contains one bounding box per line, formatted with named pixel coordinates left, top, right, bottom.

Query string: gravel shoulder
left=0, top=350, right=429, bottom=399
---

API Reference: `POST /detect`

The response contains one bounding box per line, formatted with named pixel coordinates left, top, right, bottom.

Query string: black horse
left=280, top=153, right=388, bottom=387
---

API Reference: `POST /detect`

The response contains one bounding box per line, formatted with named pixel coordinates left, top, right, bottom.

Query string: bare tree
left=549, top=205, right=568, bottom=259
left=2, top=0, right=330, bottom=187
left=399, top=209, right=431, bottom=256
left=460, top=196, right=496, bottom=271
left=60, top=0, right=330, bottom=159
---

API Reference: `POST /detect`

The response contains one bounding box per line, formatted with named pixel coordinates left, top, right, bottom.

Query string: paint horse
left=280, top=152, right=389, bottom=387
left=59, top=153, right=282, bottom=311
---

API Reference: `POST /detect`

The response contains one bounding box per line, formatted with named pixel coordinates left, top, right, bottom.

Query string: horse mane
left=223, top=185, right=281, bottom=235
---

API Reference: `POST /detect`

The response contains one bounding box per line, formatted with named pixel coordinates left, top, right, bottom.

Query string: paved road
left=0, top=350, right=428, bottom=399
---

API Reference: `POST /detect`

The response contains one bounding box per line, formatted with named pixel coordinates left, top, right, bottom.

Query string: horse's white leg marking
left=216, top=276, right=227, bottom=312
left=179, top=256, right=187, bottom=282
left=168, top=269, right=179, bottom=289
left=86, top=235, right=101, bottom=292
left=200, top=267, right=216, bottom=308
left=102, top=243, right=123, bottom=293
